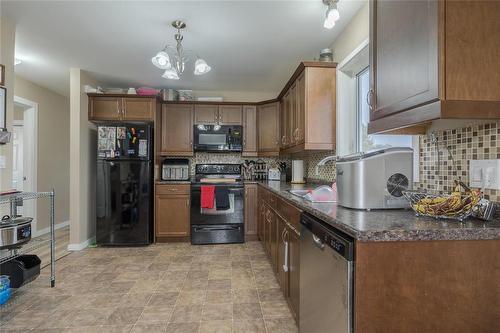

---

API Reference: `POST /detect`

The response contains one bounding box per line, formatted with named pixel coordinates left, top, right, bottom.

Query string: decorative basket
left=403, top=190, right=482, bottom=222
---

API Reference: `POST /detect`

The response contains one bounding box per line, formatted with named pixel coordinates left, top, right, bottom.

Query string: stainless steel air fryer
left=335, top=147, right=413, bottom=210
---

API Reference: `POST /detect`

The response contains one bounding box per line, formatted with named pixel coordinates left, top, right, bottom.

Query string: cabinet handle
left=186, top=199, right=189, bottom=207
left=116, top=104, right=120, bottom=116
left=366, top=89, right=374, bottom=111
left=169, top=188, right=178, bottom=191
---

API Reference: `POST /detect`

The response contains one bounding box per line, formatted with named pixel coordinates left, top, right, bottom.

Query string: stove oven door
left=190, top=183, right=244, bottom=244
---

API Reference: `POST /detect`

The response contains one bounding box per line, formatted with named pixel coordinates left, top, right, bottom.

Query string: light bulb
left=194, top=58, right=211, bottom=75
left=152, top=51, right=171, bottom=69
left=162, top=68, right=179, bottom=80
left=327, top=6, right=340, bottom=22
left=324, top=16, right=335, bottom=29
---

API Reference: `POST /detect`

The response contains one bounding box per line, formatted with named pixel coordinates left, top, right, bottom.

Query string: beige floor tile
left=176, top=289, right=207, bottom=305
left=264, top=318, right=299, bottom=333
left=208, top=268, right=232, bottom=279
left=233, top=302, right=263, bottom=320
left=207, top=278, right=231, bottom=290
left=138, top=306, right=174, bottom=323
left=200, top=320, right=232, bottom=333
left=257, top=288, right=285, bottom=303
left=202, top=303, right=233, bottom=321
left=165, top=322, right=200, bottom=333
left=260, top=301, right=293, bottom=319
left=147, top=292, right=179, bottom=307
left=232, top=319, right=266, bottom=333
left=206, top=289, right=233, bottom=304
left=169, top=304, right=202, bottom=323
left=232, top=289, right=260, bottom=303
left=131, top=323, right=167, bottom=333
left=106, top=307, right=144, bottom=325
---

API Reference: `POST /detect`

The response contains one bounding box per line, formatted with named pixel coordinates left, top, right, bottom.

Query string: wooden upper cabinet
left=89, top=96, right=122, bottom=121
left=258, top=102, right=280, bottom=156
left=194, top=104, right=218, bottom=124
left=368, top=0, right=500, bottom=134
left=88, top=95, right=155, bottom=121
left=370, top=0, right=438, bottom=120
left=278, top=63, right=336, bottom=154
left=161, top=104, right=193, bottom=156
left=219, top=105, right=243, bottom=125
left=295, top=72, right=306, bottom=145
left=242, top=105, right=258, bottom=156
left=122, top=98, right=155, bottom=121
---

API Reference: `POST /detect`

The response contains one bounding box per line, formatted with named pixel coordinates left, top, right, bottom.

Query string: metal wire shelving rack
left=0, top=190, right=56, bottom=288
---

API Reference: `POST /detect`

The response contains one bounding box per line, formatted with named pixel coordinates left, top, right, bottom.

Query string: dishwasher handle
left=312, top=234, right=325, bottom=250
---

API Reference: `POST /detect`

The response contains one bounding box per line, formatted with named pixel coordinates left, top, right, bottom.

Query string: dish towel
left=215, top=187, right=230, bottom=210
left=201, top=185, right=215, bottom=209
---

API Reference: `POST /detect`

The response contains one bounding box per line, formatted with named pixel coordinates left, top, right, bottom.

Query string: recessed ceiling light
left=14, top=58, right=22, bottom=65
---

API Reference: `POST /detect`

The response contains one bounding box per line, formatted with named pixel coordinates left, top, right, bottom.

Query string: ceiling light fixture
left=323, top=0, right=340, bottom=29
left=152, top=20, right=211, bottom=80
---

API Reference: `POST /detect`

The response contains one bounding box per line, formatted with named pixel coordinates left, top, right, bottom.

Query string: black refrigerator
left=96, top=123, right=153, bottom=245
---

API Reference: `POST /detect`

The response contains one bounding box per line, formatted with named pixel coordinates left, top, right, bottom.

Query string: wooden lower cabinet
left=244, top=184, right=258, bottom=240
left=257, top=186, right=301, bottom=324
left=155, top=184, right=190, bottom=240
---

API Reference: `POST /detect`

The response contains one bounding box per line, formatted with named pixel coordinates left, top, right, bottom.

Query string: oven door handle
left=194, top=226, right=242, bottom=232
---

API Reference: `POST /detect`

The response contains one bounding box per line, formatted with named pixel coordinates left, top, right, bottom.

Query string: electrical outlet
left=469, top=159, right=500, bottom=190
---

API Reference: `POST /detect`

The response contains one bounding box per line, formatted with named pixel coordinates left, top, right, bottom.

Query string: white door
left=12, top=124, right=24, bottom=191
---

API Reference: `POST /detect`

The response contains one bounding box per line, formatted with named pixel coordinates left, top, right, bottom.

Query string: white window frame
left=336, top=39, right=420, bottom=182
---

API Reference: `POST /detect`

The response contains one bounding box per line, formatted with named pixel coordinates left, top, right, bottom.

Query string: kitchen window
left=355, top=66, right=419, bottom=181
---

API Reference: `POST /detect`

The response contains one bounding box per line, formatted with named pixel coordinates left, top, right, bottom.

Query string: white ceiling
left=2, top=0, right=365, bottom=97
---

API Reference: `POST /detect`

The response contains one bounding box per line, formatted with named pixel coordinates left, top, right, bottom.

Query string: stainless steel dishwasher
left=300, top=213, right=354, bottom=333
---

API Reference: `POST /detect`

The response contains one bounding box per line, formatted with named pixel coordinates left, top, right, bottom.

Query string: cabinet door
left=89, top=97, right=122, bottom=121
left=258, top=102, right=280, bottom=154
left=288, top=84, right=296, bottom=147
left=122, top=98, right=155, bottom=121
left=219, top=105, right=243, bottom=125
left=161, top=104, right=193, bottom=155
left=258, top=198, right=265, bottom=242
left=194, top=104, right=218, bottom=124
left=264, top=205, right=273, bottom=257
left=370, top=0, right=438, bottom=119
left=280, top=92, right=289, bottom=148
left=288, top=227, right=300, bottom=321
left=155, top=194, right=190, bottom=237
left=295, top=72, right=306, bottom=145
left=242, top=105, right=258, bottom=156
left=244, top=184, right=258, bottom=239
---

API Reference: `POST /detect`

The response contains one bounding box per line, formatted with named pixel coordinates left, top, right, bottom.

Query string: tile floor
left=0, top=241, right=298, bottom=333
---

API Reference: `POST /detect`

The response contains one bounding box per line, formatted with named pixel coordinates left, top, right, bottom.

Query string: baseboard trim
left=33, top=220, right=69, bottom=237
left=68, top=237, right=93, bottom=251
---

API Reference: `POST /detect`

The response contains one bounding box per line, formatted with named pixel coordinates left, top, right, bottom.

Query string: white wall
left=330, top=1, right=369, bottom=63
left=0, top=18, right=16, bottom=191
left=14, top=75, right=70, bottom=232
left=69, top=68, right=99, bottom=250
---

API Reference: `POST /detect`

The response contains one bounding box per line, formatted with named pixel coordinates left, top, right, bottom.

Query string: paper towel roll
left=292, top=160, right=305, bottom=184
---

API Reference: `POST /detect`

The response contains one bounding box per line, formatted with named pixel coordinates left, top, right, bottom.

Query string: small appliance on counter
left=292, top=160, right=305, bottom=184
left=268, top=164, right=281, bottom=181
left=336, top=147, right=413, bottom=210
left=162, top=158, right=190, bottom=181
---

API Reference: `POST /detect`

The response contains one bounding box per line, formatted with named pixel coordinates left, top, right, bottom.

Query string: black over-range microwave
left=193, top=125, right=243, bottom=152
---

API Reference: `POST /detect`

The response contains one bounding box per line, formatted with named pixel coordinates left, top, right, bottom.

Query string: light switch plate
left=469, top=159, right=500, bottom=190
left=0, top=156, right=5, bottom=169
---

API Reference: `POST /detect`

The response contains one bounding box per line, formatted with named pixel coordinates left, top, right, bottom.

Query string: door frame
left=13, top=95, right=38, bottom=234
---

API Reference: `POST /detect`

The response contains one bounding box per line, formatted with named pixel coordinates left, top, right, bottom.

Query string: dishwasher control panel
left=301, top=213, right=354, bottom=261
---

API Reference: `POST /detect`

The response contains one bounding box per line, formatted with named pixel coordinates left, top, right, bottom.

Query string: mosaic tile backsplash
left=416, top=122, right=500, bottom=202
left=162, top=121, right=500, bottom=203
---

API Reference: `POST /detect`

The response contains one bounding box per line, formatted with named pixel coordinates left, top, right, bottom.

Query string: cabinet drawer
left=277, top=197, right=302, bottom=230
left=156, top=184, right=190, bottom=195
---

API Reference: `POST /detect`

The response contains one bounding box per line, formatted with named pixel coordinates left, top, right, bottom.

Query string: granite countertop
left=258, top=181, right=500, bottom=242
